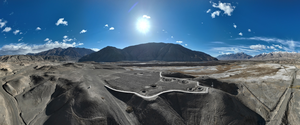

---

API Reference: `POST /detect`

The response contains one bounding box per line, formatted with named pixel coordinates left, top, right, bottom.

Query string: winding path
left=104, top=85, right=208, bottom=100
left=105, top=71, right=208, bottom=100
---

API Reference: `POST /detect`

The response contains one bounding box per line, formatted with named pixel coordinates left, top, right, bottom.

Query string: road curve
left=105, top=71, right=208, bottom=100
left=104, top=85, right=208, bottom=100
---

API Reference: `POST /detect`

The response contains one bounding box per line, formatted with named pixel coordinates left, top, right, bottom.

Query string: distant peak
left=105, top=46, right=118, bottom=48
left=217, top=52, right=252, bottom=60
left=260, top=51, right=298, bottom=55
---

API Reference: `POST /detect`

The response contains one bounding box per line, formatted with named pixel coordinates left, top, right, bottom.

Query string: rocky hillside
left=252, top=51, right=300, bottom=60
left=28, top=47, right=95, bottom=61
left=79, top=43, right=218, bottom=62
left=0, top=55, right=68, bottom=63
left=217, top=52, right=252, bottom=60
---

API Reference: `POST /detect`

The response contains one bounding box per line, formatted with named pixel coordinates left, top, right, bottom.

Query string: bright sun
left=137, top=19, right=150, bottom=33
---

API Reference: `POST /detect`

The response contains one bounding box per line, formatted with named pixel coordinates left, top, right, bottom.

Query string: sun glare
left=137, top=18, right=150, bottom=33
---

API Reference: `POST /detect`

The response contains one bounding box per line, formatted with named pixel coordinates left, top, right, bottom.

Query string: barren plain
left=0, top=60, right=299, bottom=124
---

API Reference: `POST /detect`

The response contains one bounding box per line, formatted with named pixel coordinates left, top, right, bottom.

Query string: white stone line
left=104, top=85, right=208, bottom=100
left=105, top=71, right=207, bottom=100
left=159, top=71, right=199, bottom=85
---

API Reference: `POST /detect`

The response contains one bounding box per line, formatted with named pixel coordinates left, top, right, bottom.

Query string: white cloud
left=211, top=11, right=220, bottom=18
left=36, top=27, right=41, bottom=30
left=239, top=32, right=243, bottom=36
left=236, top=37, right=300, bottom=51
left=0, top=19, right=7, bottom=28
left=185, top=44, right=188, bottom=46
left=78, top=43, right=84, bottom=46
left=171, top=36, right=173, bottom=38
left=56, top=18, right=68, bottom=26
left=212, top=45, right=257, bottom=54
left=287, top=40, right=295, bottom=51
left=267, top=44, right=283, bottom=50
left=211, top=41, right=224, bottom=44
left=143, top=15, right=151, bottom=19
left=44, top=38, right=50, bottom=41
left=91, top=48, right=100, bottom=51
left=80, top=29, right=87, bottom=34
left=250, top=44, right=266, bottom=50
left=109, top=27, right=114, bottom=30
left=206, top=9, right=211, bottom=13
left=176, top=41, right=183, bottom=44
left=221, top=52, right=232, bottom=55
left=63, top=36, right=73, bottom=42
left=274, top=45, right=283, bottom=49
left=212, top=1, right=235, bottom=16
left=20, top=32, right=23, bottom=34
left=105, top=24, right=108, bottom=27
left=248, top=29, right=251, bottom=32
left=0, top=41, right=82, bottom=55
left=18, top=37, right=23, bottom=42
left=2, top=27, right=11, bottom=32
left=13, top=30, right=20, bottom=35
left=233, top=24, right=237, bottom=28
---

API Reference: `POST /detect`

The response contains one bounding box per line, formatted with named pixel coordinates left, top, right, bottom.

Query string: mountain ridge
left=79, top=43, right=218, bottom=62
left=217, top=52, right=253, bottom=60
left=27, top=47, right=95, bottom=61
left=252, top=51, right=300, bottom=60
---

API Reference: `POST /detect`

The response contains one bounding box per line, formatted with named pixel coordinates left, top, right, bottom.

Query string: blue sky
left=0, top=0, right=299, bottom=57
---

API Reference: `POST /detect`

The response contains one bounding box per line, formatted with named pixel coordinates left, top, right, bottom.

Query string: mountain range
left=27, top=47, right=95, bottom=61
left=78, top=43, right=218, bottom=62
left=0, top=55, right=68, bottom=63
left=251, top=51, right=300, bottom=60
left=216, top=51, right=300, bottom=60
left=20, top=44, right=300, bottom=62
left=217, top=52, right=253, bottom=60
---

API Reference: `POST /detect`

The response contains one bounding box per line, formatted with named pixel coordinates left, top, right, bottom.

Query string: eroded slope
left=0, top=61, right=267, bottom=125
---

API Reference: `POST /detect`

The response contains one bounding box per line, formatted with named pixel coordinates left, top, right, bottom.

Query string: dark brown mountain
left=79, top=43, right=218, bottom=62
left=0, top=55, right=68, bottom=63
left=28, top=47, right=95, bottom=61
left=217, top=52, right=253, bottom=60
